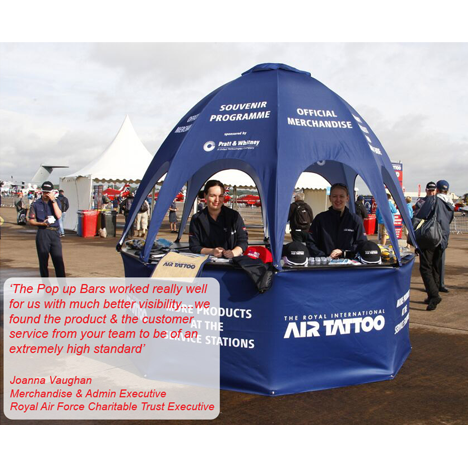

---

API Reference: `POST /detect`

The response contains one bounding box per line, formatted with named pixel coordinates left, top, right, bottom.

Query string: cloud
left=0, top=109, right=106, bottom=182
left=88, top=43, right=248, bottom=86
left=356, top=106, right=468, bottom=195
left=1, top=43, right=468, bottom=195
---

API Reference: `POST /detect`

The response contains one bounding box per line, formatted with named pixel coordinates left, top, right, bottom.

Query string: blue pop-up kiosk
left=119, top=64, right=416, bottom=395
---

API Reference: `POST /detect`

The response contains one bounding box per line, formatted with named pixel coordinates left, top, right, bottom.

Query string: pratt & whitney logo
left=203, top=138, right=260, bottom=152
left=203, top=141, right=216, bottom=152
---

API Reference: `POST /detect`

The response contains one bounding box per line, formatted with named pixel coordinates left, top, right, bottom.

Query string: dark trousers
left=419, top=246, right=443, bottom=299
left=124, top=215, right=135, bottom=236
left=36, top=229, right=66, bottom=277
left=291, top=229, right=308, bottom=242
left=439, top=249, right=446, bottom=288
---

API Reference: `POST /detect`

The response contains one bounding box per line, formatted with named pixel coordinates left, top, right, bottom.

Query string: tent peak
left=121, top=114, right=134, bottom=129
left=242, top=63, right=311, bottom=77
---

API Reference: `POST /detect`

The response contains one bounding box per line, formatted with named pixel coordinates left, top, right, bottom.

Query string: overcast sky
left=1, top=42, right=467, bottom=195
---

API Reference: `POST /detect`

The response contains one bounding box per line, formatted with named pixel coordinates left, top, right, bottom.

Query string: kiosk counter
left=122, top=247, right=414, bottom=396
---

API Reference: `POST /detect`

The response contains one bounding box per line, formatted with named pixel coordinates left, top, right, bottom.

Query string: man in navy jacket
left=416, top=180, right=454, bottom=310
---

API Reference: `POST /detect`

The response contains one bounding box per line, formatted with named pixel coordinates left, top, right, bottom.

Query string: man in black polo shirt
left=28, top=181, right=66, bottom=277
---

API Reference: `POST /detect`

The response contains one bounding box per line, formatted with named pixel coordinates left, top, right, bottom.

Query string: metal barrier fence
left=451, top=213, right=468, bottom=234
left=1, top=196, right=17, bottom=208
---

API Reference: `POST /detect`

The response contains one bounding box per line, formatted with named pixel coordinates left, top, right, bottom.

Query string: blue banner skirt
left=122, top=253, right=413, bottom=396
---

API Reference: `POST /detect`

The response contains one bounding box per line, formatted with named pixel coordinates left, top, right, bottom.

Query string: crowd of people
left=19, top=177, right=454, bottom=313
left=119, top=192, right=179, bottom=238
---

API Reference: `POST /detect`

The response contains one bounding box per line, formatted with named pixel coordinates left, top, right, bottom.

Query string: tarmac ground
left=1, top=205, right=467, bottom=425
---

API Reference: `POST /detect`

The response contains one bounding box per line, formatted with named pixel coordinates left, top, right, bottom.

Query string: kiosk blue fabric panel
left=122, top=253, right=413, bottom=396
left=118, top=63, right=417, bottom=267
left=209, top=263, right=412, bottom=395
left=212, top=265, right=412, bottom=395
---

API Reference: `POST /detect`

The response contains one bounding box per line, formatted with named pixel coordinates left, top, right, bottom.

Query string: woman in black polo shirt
left=189, top=180, right=248, bottom=258
left=306, top=183, right=366, bottom=259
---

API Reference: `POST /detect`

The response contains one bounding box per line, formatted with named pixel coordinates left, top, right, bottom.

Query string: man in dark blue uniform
left=28, top=181, right=66, bottom=277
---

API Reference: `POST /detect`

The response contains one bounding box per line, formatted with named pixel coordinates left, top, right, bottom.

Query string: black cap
left=282, top=241, right=309, bottom=266
left=41, top=181, right=54, bottom=192
left=356, top=241, right=382, bottom=264
left=426, top=181, right=436, bottom=190
left=357, top=195, right=364, bottom=201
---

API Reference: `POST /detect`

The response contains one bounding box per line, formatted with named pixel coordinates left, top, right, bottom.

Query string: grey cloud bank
left=1, top=42, right=467, bottom=195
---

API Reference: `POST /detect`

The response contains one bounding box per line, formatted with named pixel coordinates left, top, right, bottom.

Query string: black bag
left=140, top=201, right=149, bottom=213
left=232, top=256, right=274, bottom=293
left=17, top=208, right=27, bottom=225
left=294, top=203, right=312, bottom=230
left=412, top=205, right=443, bottom=250
left=60, top=196, right=70, bottom=212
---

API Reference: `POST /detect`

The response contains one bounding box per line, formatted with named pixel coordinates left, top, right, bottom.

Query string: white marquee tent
left=60, top=116, right=153, bottom=231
